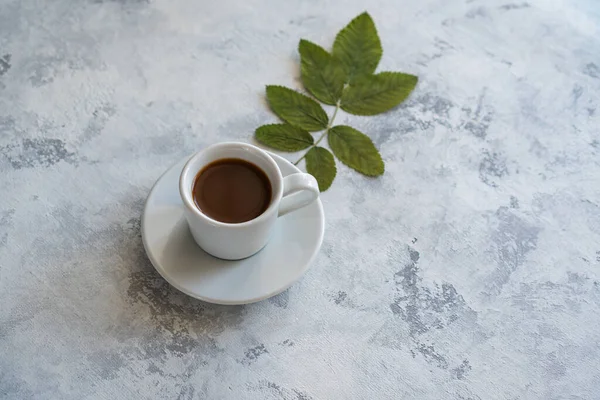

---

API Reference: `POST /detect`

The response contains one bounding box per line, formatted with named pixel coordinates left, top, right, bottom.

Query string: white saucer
left=141, top=152, right=325, bottom=305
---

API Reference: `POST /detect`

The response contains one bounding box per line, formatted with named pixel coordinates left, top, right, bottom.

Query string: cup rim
left=179, top=142, right=284, bottom=228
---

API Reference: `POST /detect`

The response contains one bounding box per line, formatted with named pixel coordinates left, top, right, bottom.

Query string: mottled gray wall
left=1, top=0, right=599, bottom=399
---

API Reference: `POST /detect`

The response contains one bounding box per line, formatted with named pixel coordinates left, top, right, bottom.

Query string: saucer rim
left=141, top=151, right=325, bottom=305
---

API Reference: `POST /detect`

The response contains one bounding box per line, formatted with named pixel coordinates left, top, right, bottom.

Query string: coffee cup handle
left=278, top=173, right=320, bottom=217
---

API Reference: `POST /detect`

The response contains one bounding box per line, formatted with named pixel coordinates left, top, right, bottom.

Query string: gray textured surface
left=1, top=0, right=599, bottom=399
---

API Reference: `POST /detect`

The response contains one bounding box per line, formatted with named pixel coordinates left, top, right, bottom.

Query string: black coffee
left=192, top=158, right=272, bottom=223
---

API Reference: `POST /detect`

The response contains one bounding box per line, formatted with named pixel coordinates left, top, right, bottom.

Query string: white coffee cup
left=179, top=142, right=320, bottom=260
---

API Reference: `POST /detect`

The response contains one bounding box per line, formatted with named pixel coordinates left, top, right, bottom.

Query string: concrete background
left=1, top=0, right=599, bottom=398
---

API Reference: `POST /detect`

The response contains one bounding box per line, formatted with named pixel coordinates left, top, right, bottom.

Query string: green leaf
left=332, top=12, right=382, bottom=83
left=266, top=85, right=329, bottom=131
left=255, top=124, right=314, bottom=151
left=328, top=125, right=384, bottom=176
left=305, top=146, right=336, bottom=191
left=340, top=72, right=418, bottom=116
left=299, top=39, right=347, bottom=105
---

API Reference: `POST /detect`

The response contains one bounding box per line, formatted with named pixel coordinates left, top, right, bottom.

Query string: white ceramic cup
left=179, top=142, right=320, bottom=260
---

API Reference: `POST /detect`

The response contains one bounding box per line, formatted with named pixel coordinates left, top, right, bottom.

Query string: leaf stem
left=294, top=100, right=340, bottom=165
